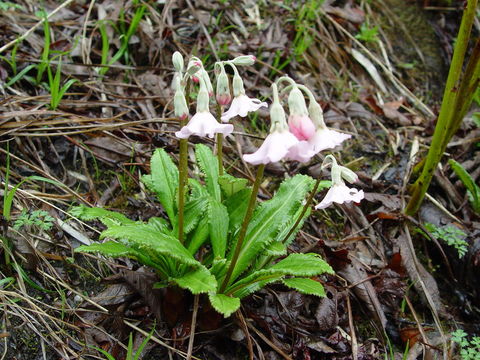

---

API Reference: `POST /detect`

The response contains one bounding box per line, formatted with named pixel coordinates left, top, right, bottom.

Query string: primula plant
left=72, top=52, right=363, bottom=317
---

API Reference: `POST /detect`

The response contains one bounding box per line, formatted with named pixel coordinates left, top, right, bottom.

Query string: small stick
left=186, top=295, right=200, bottom=360
left=346, top=295, right=358, bottom=360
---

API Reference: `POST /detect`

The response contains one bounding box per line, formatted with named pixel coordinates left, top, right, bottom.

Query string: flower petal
left=243, top=131, right=298, bottom=165
left=221, top=95, right=268, bottom=122
left=309, top=128, right=351, bottom=152
left=176, top=111, right=234, bottom=139
left=288, top=115, right=316, bottom=141
left=286, top=141, right=316, bottom=163
left=315, top=184, right=364, bottom=209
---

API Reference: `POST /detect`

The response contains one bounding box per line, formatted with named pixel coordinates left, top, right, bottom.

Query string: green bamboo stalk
left=219, top=164, right=265, bottom=293
left=405, top=0, right=478, bottom=215
left=447, top=38, right=480, bottom=140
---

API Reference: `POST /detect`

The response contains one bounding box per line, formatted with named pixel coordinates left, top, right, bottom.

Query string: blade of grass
left=36, top=10, right=50, bottom=84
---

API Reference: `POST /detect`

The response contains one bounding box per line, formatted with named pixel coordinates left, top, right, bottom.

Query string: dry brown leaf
left=338, top=258, right=387, bottom=330
left=396, top=232, right=445, bottom=314
left=382, top=99, right=412, bottom=126
left=314, top=285, right=338, bottom=330
left=122, top=268, right=163, bottom=322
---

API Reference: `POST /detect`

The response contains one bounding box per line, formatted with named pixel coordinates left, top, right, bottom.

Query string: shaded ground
left=1, top=0, right=480, bottom=359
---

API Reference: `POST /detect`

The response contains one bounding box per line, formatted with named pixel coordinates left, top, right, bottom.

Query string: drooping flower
left=287, top=128, right=351, bottom=162
left=287, top=91, right=351, bottom=162
left=243, top=130, right=299, bottom=165
left=221, top=71, right=267, bottom=122
left=221, top=94, right=267, bottom=122
left=175, top=111, right=233, bottom=139
left=315, top=155, right=364, bottom=209
left=315, top=184, right=364, bottom=209
left=172, top=51, right=184, bottom=73
left=215, top=63, right=232, bottom=106
left=287, top=86, right=316, bottom=140
left=243, top=83, right=298, bottom=165
left=231, top=55, right=256, bottom=66
left=175, top=69, right=233, bottom=139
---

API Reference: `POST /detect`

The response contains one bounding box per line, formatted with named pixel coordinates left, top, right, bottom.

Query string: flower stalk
left=405, top=0, right=479, bottom=215
left=177, top=120, right=189, bottom=245
left=216, top=105, right=224, bottom=175
left=219, top=164, right=265, bottom=293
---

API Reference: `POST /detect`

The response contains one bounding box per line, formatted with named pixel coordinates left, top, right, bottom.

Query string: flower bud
left=216, top=65, right=231, bottom=105
left=199, top=68, right=214, bottom=97
left=287, top=86, right=315, bottom=140
left=288, top=87, right=308, bottom=116
left=231, top=55, right=256, bottom=66
left=187, top=58, right=202, bottom=79
left=174, top=88, right=189, bottom=120
left=171, top=72, right=181, bottom=91
left=340, top=166, right=359, bottom=184
left=308, top=100, right=327, bottom=129
left=232, top=73, right=245, bottom=97
left=172, top=51, right=184, bottom=72
left=269, top=84, right=288, bottom=132
left=196, top=80, right=210, bottom=113
left=270, top=101, right=288, bottom=132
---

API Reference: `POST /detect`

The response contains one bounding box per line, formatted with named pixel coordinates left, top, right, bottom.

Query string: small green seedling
left=355, top=23, right=379, bottom=43
left=14, top=209, right=55, bottom=231
left=98, top=1, right=147, bottom=76
left=92, top=330, right=153, bottom=360
left=424, top=222, right=468, bottom=258
left=451, top=329, right=480, bottom=360
left=47, top=56, right=77, bottom=110
left=36, top=9, right=51, bottom=84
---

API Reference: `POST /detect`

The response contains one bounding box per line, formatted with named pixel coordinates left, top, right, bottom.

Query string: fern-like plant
left=73, top=144, right=333, bottom=317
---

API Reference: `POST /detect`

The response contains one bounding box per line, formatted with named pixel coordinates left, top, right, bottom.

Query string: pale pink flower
left=175, top=111, right=233, bottom=139
left=287, top=128, right=351, bottom=163
left=286, top=141, right=316, bottom=163
left=315, top=184, right=364, bottom=209
left=288, top=114, right=316, bottom=141
left=221, top=95, right=268, bottom=122
left=243, top=130, right=298, bottom=165
left=308, top=128, right=351, bottom=152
